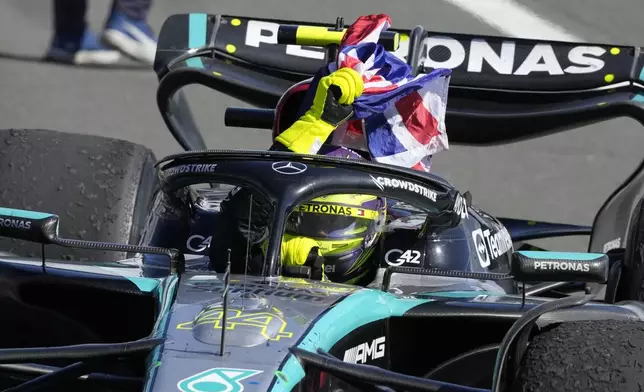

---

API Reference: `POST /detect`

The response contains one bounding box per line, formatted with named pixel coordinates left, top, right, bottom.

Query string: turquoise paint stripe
left=127, top=276, right=160, bottom=292
left=0, top=207, right=53, bottom=220
left=518, top=250, right=605, bottom=261
left=270, top=289, right=431, bottom=391
left=143, top=275, right=179, bottom=392
left=632, top=64, right=644, bottom=102
left=186, top=13, right=206, bottom=69
left=633, top=65, right=644, bottom=101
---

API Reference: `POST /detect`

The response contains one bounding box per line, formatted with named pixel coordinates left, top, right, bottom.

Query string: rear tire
left=0, top=129, right=157, bottom=261
left=616, top=195, right=644, bottom=301
left=514, top=320, right=644, bottom=392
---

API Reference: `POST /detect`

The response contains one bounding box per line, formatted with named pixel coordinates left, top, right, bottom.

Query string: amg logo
left=0, top=218, right=31, bottom=230
left=343, top=336, right=386, bottom=364
left=165, top=164, right=217, bottom=176
left=421, top=37, right=607, bottom=75
left=534, top=261, right=591, bottom=272
left=372, top=176, right=437, bottom=202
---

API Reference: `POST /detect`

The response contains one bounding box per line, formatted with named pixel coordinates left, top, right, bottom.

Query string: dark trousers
left=53, top=0, right=152, bottom=39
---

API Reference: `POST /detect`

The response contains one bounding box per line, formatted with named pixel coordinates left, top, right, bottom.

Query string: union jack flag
left=303, top=14, right=451, bottom=172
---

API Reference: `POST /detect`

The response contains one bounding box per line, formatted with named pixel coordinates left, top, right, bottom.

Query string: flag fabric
left=303, top=14, right=451, bottom=172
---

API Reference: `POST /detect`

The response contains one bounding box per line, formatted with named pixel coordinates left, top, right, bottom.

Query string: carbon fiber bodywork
left=1, top=255, right=643, bottom=391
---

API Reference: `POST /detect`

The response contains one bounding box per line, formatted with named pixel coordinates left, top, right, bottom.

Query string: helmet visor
left=286, top=203, right=381, bottom=240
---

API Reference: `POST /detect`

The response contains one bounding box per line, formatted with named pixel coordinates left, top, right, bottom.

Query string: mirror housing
left=0, top=207, right=59, bottom=245
left=0, top=207, right=186, bottom=273
left=511, top=250, right=609, bottom=283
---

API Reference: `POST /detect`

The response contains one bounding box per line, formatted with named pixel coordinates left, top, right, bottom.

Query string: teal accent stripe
left=632, top=64, right=644, bottom=102
left=518, top=250, right=605, bottom=261
left=0, top=207, right=53, bottom=220
left=127, top=277, right=160, bottom=292
left=186, top=13, right=207, bottom=69
left=270, top=289, right=431, bottom=391
left=632, top=66, right=644, bottom=102
left=143, top=275, right=179, bottom=392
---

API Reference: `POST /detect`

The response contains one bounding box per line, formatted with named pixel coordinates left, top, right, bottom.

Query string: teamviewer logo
left=472, top=229, right=490, bottom=268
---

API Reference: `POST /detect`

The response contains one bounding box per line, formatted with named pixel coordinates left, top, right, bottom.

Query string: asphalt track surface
left=2, top=0, right=644, bottom=252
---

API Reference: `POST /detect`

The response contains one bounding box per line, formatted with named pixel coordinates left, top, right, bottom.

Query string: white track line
left=443, top=0, right=583, bottom=42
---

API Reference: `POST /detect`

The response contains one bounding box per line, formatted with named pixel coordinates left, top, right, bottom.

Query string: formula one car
left=1, top=12, right=644, bottom=392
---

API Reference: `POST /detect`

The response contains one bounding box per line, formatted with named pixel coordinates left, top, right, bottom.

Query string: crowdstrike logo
left=165, top=164, right=217, bottom=176
left=370, top=175, right=437, bottom=201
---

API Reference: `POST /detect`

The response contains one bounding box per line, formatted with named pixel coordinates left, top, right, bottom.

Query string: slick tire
left=0, top=129, right=157, bottom=261
left=616, top=195, right=644, bottom=301
left=514, top=320, right=644, bottom=392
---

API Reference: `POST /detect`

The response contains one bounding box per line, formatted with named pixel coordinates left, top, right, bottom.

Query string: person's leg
left=110, top=0, right=152, bottom=20
left=46, top=0, right=121, bottom=65
left=53, top=0, right=87, bottom=41
left=102, top=0, right=157, bottom=65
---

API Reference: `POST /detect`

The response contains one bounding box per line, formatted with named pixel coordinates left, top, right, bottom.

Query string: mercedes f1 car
left=1, top=12, right=644, bottom=392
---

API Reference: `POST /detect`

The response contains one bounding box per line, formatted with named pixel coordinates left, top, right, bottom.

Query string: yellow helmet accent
left=312, top=194, right=378, bottom=204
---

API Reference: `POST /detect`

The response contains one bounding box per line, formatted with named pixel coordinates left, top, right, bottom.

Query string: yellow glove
left=261, top=235, right=325, bottom=280
left=275, top=67, right=364, bottom=154
left=280, top=236, right=320, bottom=266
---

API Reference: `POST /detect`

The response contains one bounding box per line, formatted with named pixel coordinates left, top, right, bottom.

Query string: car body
left=1, top=12, right=644, bottom=392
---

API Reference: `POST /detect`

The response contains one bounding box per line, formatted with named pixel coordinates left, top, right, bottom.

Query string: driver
left=268, top=191, right=387, bottom=284
left=209, top=67, right=385, bottom=285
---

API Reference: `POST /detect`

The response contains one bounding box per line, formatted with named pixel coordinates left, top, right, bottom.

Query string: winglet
left=511, top=250, right=609, bottom=283
left=0, top=207, right=59, bottom=245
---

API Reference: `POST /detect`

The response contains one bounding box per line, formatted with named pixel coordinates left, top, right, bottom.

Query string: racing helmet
left=286, top=192, right=387, bottom=285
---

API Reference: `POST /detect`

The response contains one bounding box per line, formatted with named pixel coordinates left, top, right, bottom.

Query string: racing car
left=0, top=12, right=644, bottom=392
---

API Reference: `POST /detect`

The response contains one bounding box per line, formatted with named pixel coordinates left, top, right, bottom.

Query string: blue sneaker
left=45, top=28, right=121, bottom=65
left=103, top=11, right=157, bottom=65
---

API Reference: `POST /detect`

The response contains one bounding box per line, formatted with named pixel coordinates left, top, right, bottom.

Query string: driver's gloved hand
left=262, top=235, right=325, bottom=280
left=273, top=67, right=364, bottom=154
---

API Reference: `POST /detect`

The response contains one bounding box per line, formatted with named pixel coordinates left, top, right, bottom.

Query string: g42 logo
left=177, top=368, right=263, bottom=392
left=186, top=235, right=212, bottom=253
left=385, top=249, right=422, bottom=267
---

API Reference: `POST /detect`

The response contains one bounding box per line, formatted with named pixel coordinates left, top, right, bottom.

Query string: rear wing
left=154, top=13, right=644, bottom=94
left=153, top=13, right=644, bottom=257
left=155, top=14, right=644, bottom=143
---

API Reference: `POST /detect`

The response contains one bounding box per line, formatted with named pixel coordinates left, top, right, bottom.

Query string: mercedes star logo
left=272, top=161, right=308, bottom=175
